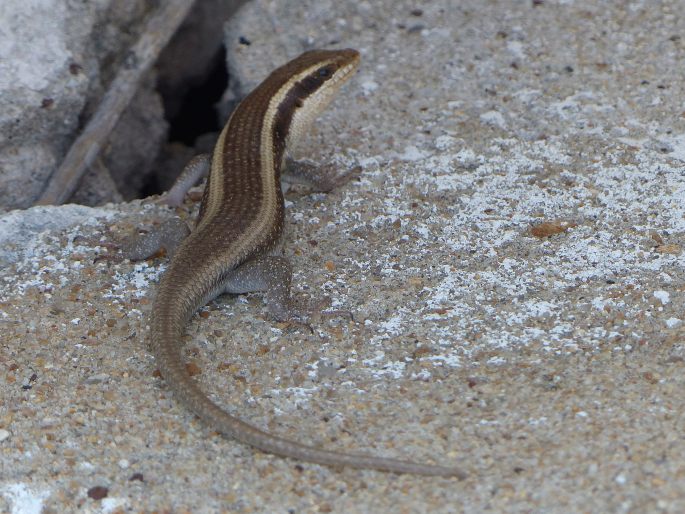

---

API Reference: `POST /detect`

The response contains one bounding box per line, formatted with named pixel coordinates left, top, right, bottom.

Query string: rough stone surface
left=0, top=0, right=164, bottom=209
left=0, top=0, right=237, bottom=208
left=2, top=0, right=685, bottom=512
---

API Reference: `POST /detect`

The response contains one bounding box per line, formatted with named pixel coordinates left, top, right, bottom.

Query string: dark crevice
left=141, top=46, right=229, bottom=197
left=139, top=170, right=161, bottom=198
left=166, top=46, right=228, bottom=145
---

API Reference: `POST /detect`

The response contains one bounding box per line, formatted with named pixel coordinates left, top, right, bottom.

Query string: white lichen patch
left=0, top=205, right=117, bottom=301
left=0, top=483, right=51, bottom=514
left=314, top=136, right=684, bottom=376
left=105, top=261, right=163, bottom=302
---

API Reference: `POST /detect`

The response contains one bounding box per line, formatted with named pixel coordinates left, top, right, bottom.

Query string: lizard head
left=268, top=48, right=361, bottom=151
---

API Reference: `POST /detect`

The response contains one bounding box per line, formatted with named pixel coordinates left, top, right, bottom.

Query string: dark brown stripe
left=272, top=64, right=339, bottom=159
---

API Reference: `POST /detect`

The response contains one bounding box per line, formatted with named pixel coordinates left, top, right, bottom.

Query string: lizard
left=131, top=48, right=467, bottom=478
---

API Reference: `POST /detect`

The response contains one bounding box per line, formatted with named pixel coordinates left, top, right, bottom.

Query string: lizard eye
left=317, top=66, right=332, bottom=78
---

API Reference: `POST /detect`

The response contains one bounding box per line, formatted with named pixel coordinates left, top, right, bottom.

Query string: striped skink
left=146, top=48, right=466, bottom=478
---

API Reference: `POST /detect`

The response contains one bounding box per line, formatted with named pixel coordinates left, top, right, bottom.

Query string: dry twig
left=37, top=0, right=197, bottom=205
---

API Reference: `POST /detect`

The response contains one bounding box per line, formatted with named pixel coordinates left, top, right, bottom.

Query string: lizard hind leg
left=120, top=218, right=190, bottom=261
left=222, top=255, right=295, bottom=322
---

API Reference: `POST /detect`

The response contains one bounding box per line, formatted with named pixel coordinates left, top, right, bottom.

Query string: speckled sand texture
left=2, top=0, right=685, bottom=512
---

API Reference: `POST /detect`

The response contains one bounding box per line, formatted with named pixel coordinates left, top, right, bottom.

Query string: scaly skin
left=149, top=49, right=467, bottom=478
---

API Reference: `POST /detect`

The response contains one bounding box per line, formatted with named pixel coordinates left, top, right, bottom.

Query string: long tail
left=150, top=261, right=467, bottom=478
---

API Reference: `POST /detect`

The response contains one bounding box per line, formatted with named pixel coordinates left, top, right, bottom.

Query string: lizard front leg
left=281, top=157, right=362, bottom=193
left=159, top=153, right=211, bottom=207
left=119, top=154, right=211, bottom=260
